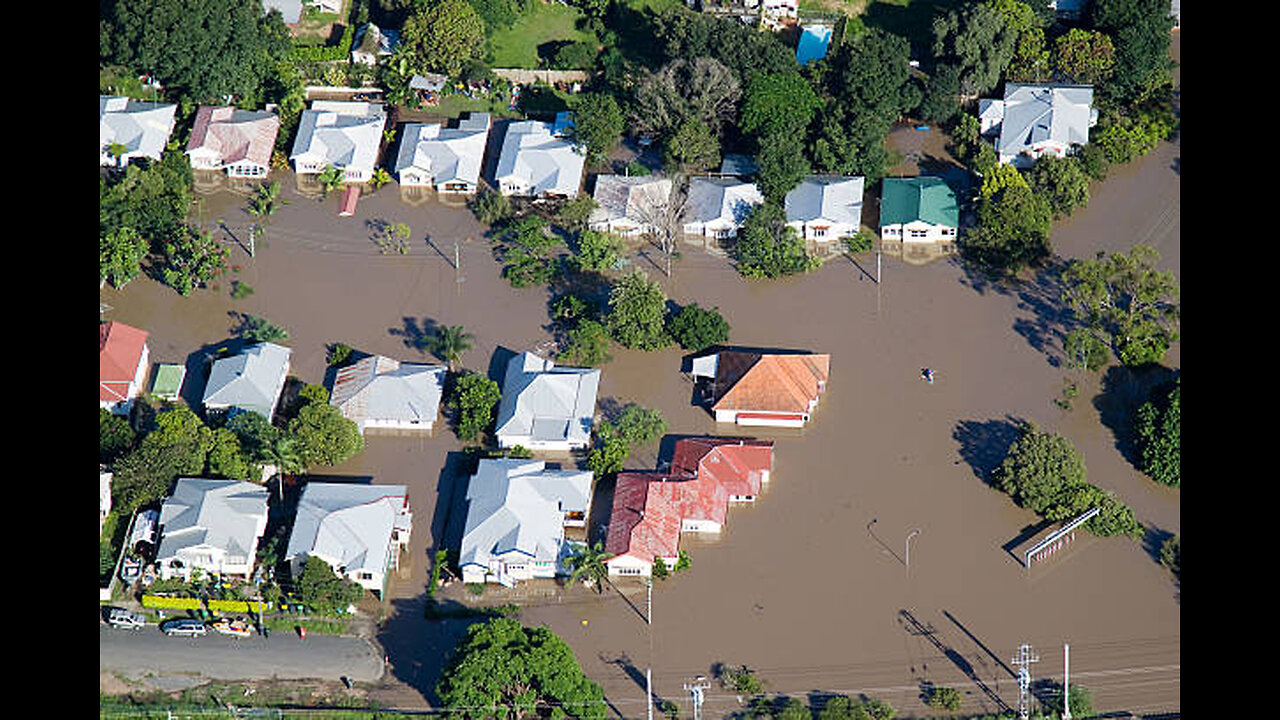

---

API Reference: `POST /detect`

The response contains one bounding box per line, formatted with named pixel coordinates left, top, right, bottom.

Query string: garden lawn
left=486, top=0, right=598, bottom=68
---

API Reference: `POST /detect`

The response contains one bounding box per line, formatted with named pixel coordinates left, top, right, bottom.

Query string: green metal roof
left=879, top=177, right=958, bottom=228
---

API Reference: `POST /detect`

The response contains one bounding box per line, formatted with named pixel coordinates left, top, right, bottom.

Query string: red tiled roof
left=605, top=472, right=681, bottom=563
left=100, top=321, right=149, bottom=402
left=671, top=438, right=775, bottom=499
left=712, top=352, right=830, bottom=415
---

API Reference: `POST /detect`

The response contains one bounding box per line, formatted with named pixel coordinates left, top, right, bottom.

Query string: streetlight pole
left=906, top=529, right=920, bottom=569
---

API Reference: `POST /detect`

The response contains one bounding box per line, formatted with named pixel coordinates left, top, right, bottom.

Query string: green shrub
left=230, top=281, right=254, bottom=300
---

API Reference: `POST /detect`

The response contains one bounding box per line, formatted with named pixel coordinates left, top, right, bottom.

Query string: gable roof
left=100, top=96, right=177, bottom=163
left=785, top=175, right=865, bottom=226
left=202, top=342, right=292, bottom=419
left=879, top=177, right=959, bottom=229
left=286, top=482, right=409, bottom=578
left=100, top=321, right=149, bottom=403
left=157, top=478, right=269, bottom=562
left=290, top=101, right=386, bottom=174
left=187, top=106, right=280, bottom=168
left=330, top=355, right=446, bottom=428
left=394, top=114, right=491, bottom=187
left=683, top=177, right=764, bottom=226
left=670, top=437, right=775, bottom=499
left=710, top=351, right=830, bottom=415
left=494, top=353, right=600, bottom=446
left=459, top=459, right=591, bottom=569
left=495, top=121, right=586, bottom=197
left=997, top=84, right=1094, bottom=157
left=589, top=174, right=673, bottom=226
left=604, top=472, right=683, bottom=563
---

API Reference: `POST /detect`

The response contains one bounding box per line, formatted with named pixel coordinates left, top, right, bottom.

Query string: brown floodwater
left=101, top=39, right=1178, bottom=716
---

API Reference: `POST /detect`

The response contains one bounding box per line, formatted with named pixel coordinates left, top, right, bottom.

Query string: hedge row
left=207, top=599, right=253, bottom=613
left=289, top=23, right=356, bottom=63
left=142, top=595, right=203, bottom=610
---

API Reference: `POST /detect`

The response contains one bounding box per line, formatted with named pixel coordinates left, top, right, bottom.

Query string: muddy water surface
left=102, top=59, right=1179, bottom=716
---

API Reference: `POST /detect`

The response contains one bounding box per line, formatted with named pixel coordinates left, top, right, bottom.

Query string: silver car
left=160, top=619, right=208, bottom=637
left=106, top=607, right=146, bottom=629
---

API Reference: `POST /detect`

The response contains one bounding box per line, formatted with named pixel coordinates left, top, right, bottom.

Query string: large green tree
left=569, top=93, right=625, bottom=165
left=606, top=271, right=670, bottom=350
left=449, top=371, right=502, bottom=441
left=111, top=405, right=215, bottom=514
left=666, top=303, right=730, bottom=352
left=631, top=57, right=741, bottom=140
left=100, top=226, right=149, bottom=290
left=1060, top=243, right=1180, bottom=367
left=498, top=216, right=562, bottom=288
left=1134, top=377, right=1179, bottom=487
left=103, top=0, right=291, bottom=106
left=740, top=72, right=822, bottom=140
left=436, top=616, right=607, bottom=717
left=1090, top=0, right=1175, bottom=106
left=288, top=403, right=365, bottom=469
left=962, top=182, right=1053, bottom=276
left=930, top=2, right=1017, bottom=98
left=1026, top=154, right=1091, bottom=218
left=1053, top=28, right=1116, bottom=85
left=400, top=0, right=487, bottom=76
left=754, top=130, right=811, bottom=203
left=292, top=555, right=365, bottom=614
left=100, top=408, right=137, bottom=465
left=829, top=29, right=918, bottom=123
left=663, top=118, right=720, bottom=173
left=733, top=201, right=819, bottom=279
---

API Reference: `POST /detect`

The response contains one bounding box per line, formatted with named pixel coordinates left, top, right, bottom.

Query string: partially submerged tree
left=1060, top=243, right=1180, bottom=367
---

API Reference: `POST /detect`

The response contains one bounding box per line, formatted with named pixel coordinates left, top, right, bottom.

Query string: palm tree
left=427, top=325, right=474, bottom=371
left=567, top=541, right=614, bottom=594
left=370, top=168, right=392, bottom=191
left=261, top=435, right=306, bottom=500
left=317, top=164, right=345, bottom=198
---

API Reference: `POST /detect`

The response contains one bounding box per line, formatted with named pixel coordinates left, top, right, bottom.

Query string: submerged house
left=691, top=350, right=830, bottom=428
left=186, top=106, right=279, bottom=178
left=329, top=355, right=446, bottom=433
left=155, top=478, right=270, bottom=581
left=494, top=352, right=600, bottom=452
left=979, top=84, right=1097, bottom=168
left=458, top=459, right=593, bottom=586
left=394, top=114, right=491, bottom=194
left=285, top=482, right=412, bottom=597
left=100, top=95, right=177, bottom=168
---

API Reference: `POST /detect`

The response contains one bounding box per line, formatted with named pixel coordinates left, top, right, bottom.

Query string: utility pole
left=248, top=224, right=257, bottom=258
left=684, top=676, right=710, bottom=720
left=646, top=578, right=653, bottom=720
left=1062, top=644, right=1072, bottom=720
left=1011, top=644, right=1040, bottom=720
left=906, top=529, right=920, bottom=570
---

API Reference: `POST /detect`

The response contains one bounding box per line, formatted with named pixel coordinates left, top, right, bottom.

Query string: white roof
left=394, top=115, right=491, bottom=187
left=329, top=355, right=446, bottom=428
left=157, top=479, right=269, bottom=563
left=996, top=84, right=1094, bottom=157
left=495, top=121, right=586, bottom=197
left=290, top=101, right=387, bottom=175
left=683, top=177, right=764, bottom=226
left=100, top=96, right=177, bottom=164
left=494, top=353, right=600, bottom=447
left=286, top=482, right=410, bottom=579
left=458, top=459, right=592, bottom=570
left=588, top=175, right=673, bottom=227
left=203, top=342, right=292, bottom=419
left=784, top=175, right=864, bottom=226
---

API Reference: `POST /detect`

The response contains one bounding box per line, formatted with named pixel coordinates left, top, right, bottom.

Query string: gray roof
left=394, top=115, right=491, bottom=187
left=100, top=96, right=177, bottom=164
left=286, top=483, right=410, bottom=579
left=262, top=0, right=302, bottom=23
left=720, top=154, right=759, bottom=177
left=784, top=175, right=865, bottom=226
left=494, top=353, right=600, bottom=447
left=329, top=355, right=446, bottom=428
left=588, top=174, right=673, bottom=226
left=202, top=342, right=292, bottom=419
left=997, top=84, right=1094, bottom=158
left=157, top=478, right=269, bottom=564
left=495, top=121, right=586, bottom=197
left=458, top=459, right=591, bottom=570
left=290, top=101, right=386, bottom=174
left=683, top=177, right=764, bottom=226
left=409, top=73, right=448, bottom=92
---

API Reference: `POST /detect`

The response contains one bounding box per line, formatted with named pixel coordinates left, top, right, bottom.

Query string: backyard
left=487, top=0, right=599, bottom=68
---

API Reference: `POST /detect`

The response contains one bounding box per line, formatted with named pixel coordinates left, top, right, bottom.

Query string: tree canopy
left=1135, top=377, right=1179, bottom=487
left=930, top=2, right=1018, bottom=98
left=102, top=0, right=291, bottom=106
left=606, top=271, right=670, bottom=350
left=288, top=402, right=365, bottom=469
left=666, top=303, right=730, bottom=352
left=449, top=371, right=502, bottom=441
left=734, top=202, right=819, bottom=279
left=400, top=0, right=487, bottom=76
left=436, top=617, right=607, bottom=718
left=569, top=93, right=626, bottom=165
left=631, top=57, right=741, bottom=140
left=1060, top=243, right=1180, bottom=367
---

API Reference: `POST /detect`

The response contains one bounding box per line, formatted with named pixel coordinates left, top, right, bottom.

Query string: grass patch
left=262, top=617, right=351, bottom=635
left=487, top=0, right=598, bottom=68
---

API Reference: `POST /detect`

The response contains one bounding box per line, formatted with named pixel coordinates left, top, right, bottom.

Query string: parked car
left=160, top=619, right=208, bottom=637
left=211, top=618, right=253, bottom=637
left=105, top=607, right=145, bottom=629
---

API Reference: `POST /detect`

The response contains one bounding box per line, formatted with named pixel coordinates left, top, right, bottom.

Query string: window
left=812, top=227, right=827, bottom=238
left=909, top=229, right=927, bottom=239
left=358, top=572, right=373, bottom=580
left=617, top=567, right=641, bottom=575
